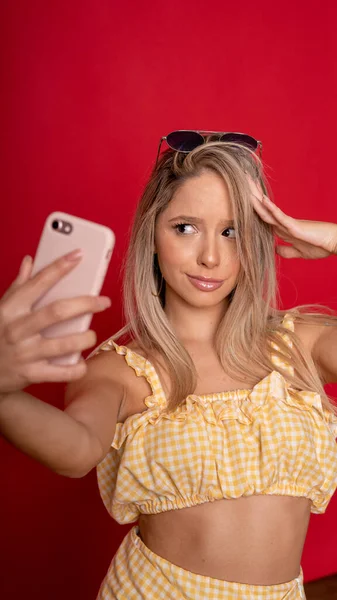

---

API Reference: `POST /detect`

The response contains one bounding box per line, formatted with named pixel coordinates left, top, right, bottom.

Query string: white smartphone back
left=31, top=211, right=115, bottom=366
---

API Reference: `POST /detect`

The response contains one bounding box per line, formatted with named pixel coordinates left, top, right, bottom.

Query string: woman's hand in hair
left=247, top=174, right=337, bottom=259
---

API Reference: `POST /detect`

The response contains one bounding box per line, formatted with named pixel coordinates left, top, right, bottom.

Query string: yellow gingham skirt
left=96, top=525, right=306, bottom=599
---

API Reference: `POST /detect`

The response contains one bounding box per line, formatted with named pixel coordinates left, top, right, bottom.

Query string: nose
left=197, top=234, right=221, bottom=268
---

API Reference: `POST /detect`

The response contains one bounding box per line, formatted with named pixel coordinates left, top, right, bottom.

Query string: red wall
left=1, top=1, right=337, bottom=597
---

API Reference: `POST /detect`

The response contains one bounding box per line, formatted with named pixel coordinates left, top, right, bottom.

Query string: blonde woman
left=1, top=131, right=337, bottom=600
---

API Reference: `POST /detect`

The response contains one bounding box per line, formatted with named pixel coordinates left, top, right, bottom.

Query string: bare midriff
left=138, top=494, right=311, bottom=585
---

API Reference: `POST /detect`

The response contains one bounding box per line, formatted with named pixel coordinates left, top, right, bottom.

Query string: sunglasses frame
left=155, top=129, right=263, bottom=166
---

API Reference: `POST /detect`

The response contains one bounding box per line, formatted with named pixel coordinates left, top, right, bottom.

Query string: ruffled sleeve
left=323, top=406, right=337, bottom=438
left=270, top=312, right=295, bottom=376
left=271, top=313, right=337, bottom=439
left=105, top=342, right=168, bottom=449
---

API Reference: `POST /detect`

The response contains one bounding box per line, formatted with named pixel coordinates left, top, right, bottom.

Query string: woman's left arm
left=311, top=326, right=337, bottom=384
left=249, top=175, right=337, bottom=383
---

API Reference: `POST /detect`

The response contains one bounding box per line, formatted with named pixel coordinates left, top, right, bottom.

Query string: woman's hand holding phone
left=0, top=249, right=111, bottom=396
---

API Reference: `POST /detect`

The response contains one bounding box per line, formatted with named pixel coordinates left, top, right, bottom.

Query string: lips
left=186, top=274, right=224, bottom=292
left=186, top=274, right=224, bottom=283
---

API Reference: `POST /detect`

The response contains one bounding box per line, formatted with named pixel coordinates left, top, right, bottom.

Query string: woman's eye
left=222, top=227, right=236, bottom=239
left=173, top=223, right=195, bottom=234
left=172, top=223, right=236, bottom=238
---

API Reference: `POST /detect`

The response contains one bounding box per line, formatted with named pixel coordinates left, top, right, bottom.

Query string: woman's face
left=154, top=169, right=241, bottom=308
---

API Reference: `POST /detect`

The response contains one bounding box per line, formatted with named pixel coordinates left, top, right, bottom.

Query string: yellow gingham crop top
left=90, top=313, right=337, bottom=524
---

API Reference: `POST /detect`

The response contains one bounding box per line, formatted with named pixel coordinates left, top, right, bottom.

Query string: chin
left=186, top=290, right=232, bottom=306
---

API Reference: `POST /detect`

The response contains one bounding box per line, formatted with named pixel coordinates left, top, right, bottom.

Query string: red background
left=1, top=1, right=337, bottom=598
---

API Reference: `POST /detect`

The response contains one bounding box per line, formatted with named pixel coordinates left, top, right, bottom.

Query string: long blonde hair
left=103, top=141, right=337, bottom=416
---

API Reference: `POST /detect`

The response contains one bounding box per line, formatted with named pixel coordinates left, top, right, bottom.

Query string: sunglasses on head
left=155, top=130, right=262, bottom=166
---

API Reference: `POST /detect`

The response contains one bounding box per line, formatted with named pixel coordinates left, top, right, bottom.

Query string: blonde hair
left=104, top=140, right=337, bottom=417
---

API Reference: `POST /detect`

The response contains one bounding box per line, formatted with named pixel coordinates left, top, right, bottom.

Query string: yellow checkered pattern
left=91, top=312, right=337, bottom=598
left=91, top=313, right=337, bottom=526
left=96, top=526, right=306, bottom=599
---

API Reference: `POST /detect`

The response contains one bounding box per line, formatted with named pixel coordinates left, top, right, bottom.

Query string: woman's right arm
left=0, top=251, right=124, bottom=478
left=0, top=351, right=125, bottom=477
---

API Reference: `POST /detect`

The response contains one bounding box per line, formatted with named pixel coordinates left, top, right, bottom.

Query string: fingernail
left=98, top=297, right=112, bottom=308
left=18, top=255, right=32, bottom=278
left=65, top=249, right=84, bottom=261
left=21, top=255, right=32, bottom=269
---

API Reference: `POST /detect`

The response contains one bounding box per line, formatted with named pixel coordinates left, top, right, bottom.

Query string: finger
left=22, top=358, right=88, bottom=383
left=245, top=173, right=263, bottom=197
left=2, top=256, right=33, bottom=301
left=28, top=249, right=84, bottom=300
left=16, top=255, right=34, bottom=284
left=261, top=196, right=293, bottom=225
left=13, top=254, right=32, bottom=285
left=250, top=194, right=279, bottom=226
left=16, top=329, right=97, bottom=362
left=6, top=250, right=84, bottom=314
left=4, top=295, right=111, bottom=344
left=275, top=245, right=302, bottom=258
left=254, top=194, right=295, bottom=233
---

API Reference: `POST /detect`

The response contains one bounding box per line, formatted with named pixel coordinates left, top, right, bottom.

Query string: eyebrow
left=168, top=215, right=234, bottom=226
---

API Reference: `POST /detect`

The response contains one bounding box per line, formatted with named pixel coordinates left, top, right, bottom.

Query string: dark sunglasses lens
left=220, top=133, right=258, bottom=150
left=166, top=131, right=204, bottom=152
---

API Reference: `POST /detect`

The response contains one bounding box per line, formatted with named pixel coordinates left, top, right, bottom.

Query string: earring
left=151, top=273, right=164, bottom=297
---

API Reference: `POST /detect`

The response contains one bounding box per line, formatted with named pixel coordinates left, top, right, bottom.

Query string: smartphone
left=31, top=211, right=115, bottom=366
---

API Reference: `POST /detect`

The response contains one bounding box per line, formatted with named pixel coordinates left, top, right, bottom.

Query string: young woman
left=1, top=132, right=337, bottom=599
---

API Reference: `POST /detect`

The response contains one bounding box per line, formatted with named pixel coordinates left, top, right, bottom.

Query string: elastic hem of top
left=125, top=486, right=323, bottom=519
left=108, top=488, right=327, bottom=524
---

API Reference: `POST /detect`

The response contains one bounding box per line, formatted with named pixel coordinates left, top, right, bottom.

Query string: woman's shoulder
left=87, top=338, right=165, bottom=417
left=86, top=339, right=135, bottom=386
left=283, top=310, right=333, bottom=370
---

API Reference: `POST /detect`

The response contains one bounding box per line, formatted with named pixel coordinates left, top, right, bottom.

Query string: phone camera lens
left=52, top=220, right=59, bottom=230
